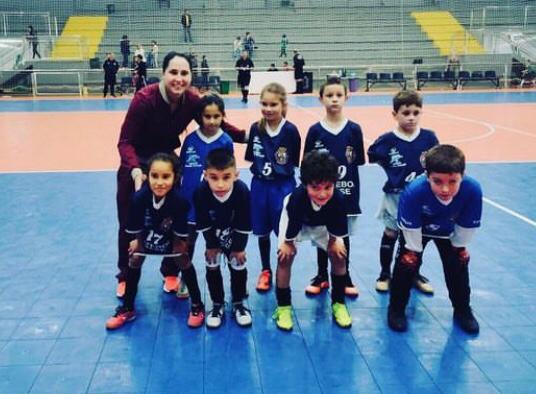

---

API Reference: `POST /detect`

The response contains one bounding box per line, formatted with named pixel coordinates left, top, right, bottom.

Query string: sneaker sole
left=106, top=315, right=136, bottom=330
left=375, top=283, right=390, bottom=293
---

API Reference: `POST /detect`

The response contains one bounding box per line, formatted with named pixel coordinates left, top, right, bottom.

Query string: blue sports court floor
left=0, top=91, right=535, bottom=393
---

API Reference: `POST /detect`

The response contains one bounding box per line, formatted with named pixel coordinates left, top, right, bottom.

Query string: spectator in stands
left=293, top=49, right=305, bottom=93
left=201, top=55, right=210, bottom=90
left=446, top=49, right=461, bottom=76
left=282, top=61, right=292, bottom=71
left=26, top=26, right=41, bottom=59
left=279, top=34, right=289, bottom=57
left=267, top=63, right=278, bottom=71
left=236, top=50, right=254, bottom=103
left=190, top=53, right=199, bottom=80
left=113, top=51, right=245, bottom=299
left=521, top=60, right=536, bottom=88
left=151, top=40, right=159, bottom=68
left=233, top=36, right=242, bottom=60
left=243, top=32, right=256, bottom=59
left=133, top=54, right=147, bottom=92
left=134, top=44, right=146, bottom=63
left=181, top=9, right=193, bottom=43
left=103, top=52, right=120, bottom=97
left=120, top=35, right=130, bottom=68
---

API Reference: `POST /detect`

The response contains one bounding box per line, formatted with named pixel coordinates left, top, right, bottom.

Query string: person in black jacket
left=120, top=35, right=130, bottom=68
left=235, top=51, right=254, bottom=103
left=133, top=54, right=147, bottom=92
left=103, top=52, right=120, bottom=97
left=293, top=50, right=305, bottom=94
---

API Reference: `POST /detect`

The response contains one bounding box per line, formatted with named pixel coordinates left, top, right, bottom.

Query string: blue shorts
left=250, top=177, right=295, bottom=236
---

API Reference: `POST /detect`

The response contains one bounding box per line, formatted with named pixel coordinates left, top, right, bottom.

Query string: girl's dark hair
left=205, top=148, right=236, bottom=170
left=258, top=82, right=287, bottom=135
left=319, top=76, right=347, bottom=97
left=424, top=144, right=465, bottom=175
left=147, top=152, right=181, bottom=184
left=162, top=51, right=192, bottom=73
left=195, top=93, right=226, bottom=125
left=300, top=150, right=339, bottom=185
left=393, top=90, right=422, bottom=113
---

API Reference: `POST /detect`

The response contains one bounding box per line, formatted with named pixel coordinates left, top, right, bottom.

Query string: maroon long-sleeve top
left=118, top=83, right=245, bottom=170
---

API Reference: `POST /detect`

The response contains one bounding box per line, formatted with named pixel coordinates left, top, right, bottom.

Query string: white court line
left=483, top=197, right=536, bottom=227
left=426, top=109, right=497, bottom=144
left=0, top=168, right=116, bottom=174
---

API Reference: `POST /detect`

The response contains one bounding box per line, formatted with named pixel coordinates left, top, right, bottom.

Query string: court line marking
left=483, top=197, right=536, bottom=227
left=425, top=109, right=497, bottom=144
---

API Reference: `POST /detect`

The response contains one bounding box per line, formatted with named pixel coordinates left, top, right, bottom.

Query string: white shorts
left=375, top=193, right=400, bottom=231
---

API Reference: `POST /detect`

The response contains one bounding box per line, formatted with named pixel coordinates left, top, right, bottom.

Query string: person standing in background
left=103, top=52, right=120, bottom=97
left=181, top=9, right=193, bottom=42
left=120, top=35, right=130, bottom=68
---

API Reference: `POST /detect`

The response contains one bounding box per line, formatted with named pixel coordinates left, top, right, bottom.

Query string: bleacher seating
left=458, top=70, right=500, bottom=89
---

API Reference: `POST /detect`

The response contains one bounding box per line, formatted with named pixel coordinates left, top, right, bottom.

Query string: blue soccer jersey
left=179, top=129, right=234, bottom=224
left=398, top=175, right=482, bottom=238
left=245, top=119, right=301, bottom=181
left=126, top=185, right=190, bottom=254
left=304, top=119, right=365, bottom=215
left=281, top=185, right=348, bottom=241
left=194, top=179, right=252, bottom=252
left=368, top=128, right=439, bottom=194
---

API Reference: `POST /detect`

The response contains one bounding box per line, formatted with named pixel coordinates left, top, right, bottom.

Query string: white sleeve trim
left=235, top=229, right=252, bottom=235
left=173, top=231, right=189, bottom=238
left=450, top=225, right=476, bottom=248
left=125, top=229, right=142, bottom=234
left=400, top=226, right=423, bottom=252
left=197, top=226, right=212, bottom=233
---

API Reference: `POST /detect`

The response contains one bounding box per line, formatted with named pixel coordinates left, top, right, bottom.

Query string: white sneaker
left=233, top=303, right=252, bottom=327
left=206, top=304, right=224, bottom=329
left=375, top=273, right=390, bottom=293
left=414, top=275, right=434, bottom=295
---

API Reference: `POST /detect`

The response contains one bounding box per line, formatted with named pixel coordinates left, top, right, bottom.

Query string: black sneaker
left=453, top=307, right=480, bottom=334
left=387, top=306, right=407, bottom=332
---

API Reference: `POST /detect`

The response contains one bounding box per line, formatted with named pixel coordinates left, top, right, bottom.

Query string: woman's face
left=163, top=56, right=191, bottom=100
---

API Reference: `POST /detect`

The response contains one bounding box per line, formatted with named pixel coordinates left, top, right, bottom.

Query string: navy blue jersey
left=304, top=120, right=365, bottom=215
left=398, top=175, right=482, bottom=238
left=245, top=119, right=301, bottom=181
left=368, top=128, right=439, bottom=194
left=194, top=179, right=252, bottom=252
left=126, top=185, right=189, bottom=254
left=282, top=185, right=348, bottom=240
left=179, top=129, right=234, bottom=223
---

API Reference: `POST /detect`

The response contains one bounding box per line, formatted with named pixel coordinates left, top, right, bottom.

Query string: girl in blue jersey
left=179, top=94, right=234, bottom=275
left=304, top=77, right=365, bottom=297
left=106, top=153, right=205, bottom=330
left=245, top=82, right=301, bottom=292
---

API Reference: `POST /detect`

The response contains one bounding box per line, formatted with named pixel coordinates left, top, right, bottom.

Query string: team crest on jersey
left=160, top=217, right=173, bottom=232
left=275, top=147, right=288, bottom=165
left=345, top=146, right=355, bottom=164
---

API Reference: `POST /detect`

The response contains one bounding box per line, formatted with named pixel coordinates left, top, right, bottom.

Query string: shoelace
left=310, top=275, right=328, bottom=285
left=210, top=305, right=223, bottom=318
left=234, top=304, right=250, bottom=316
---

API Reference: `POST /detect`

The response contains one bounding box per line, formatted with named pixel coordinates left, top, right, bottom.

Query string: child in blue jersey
left=106, top=153, right=205, bottom=330
left=194, top=149, right=252, bottom=328
left=388, top=145, right=482, bottom=334
left=303, top=77, right=365, bottom=297
left=179, top=94, right=234, bottom=275
left=368, top=90, right=439, bottom=294
left=274, top=151, right=352, bottom=330
left=245, top=82, right=301, bottom=292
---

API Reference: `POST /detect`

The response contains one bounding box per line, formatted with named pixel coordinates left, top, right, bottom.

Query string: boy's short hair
left=300, top=150, right=339, bottom=185
left=319, top=76, right=347, bottom=97
left=205, top=148, right=236, bottom=170
left=393, top=90, right=422, bottom=112
left=424, top=144, right=465, bottom=175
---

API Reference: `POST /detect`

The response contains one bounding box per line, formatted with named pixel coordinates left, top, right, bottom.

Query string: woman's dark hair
left=319, top=76, right=347, bottom=97
left=300, top=150, right=339, bottom=185
left=147, top=152, right=181, bottom=184
left=424, top=144, right=465, bottom=175
left=195, top=93, right=226, bottom=126
left=162, top=51, right=192, bottom=73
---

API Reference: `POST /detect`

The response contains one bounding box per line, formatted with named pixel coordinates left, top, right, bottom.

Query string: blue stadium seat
left=416, top=71, right=428, bottom=90
left=365, top=73, right=378, bottom=91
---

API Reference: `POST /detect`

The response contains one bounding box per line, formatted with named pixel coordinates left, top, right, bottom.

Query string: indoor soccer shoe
left=332, top=303, right=352, bottom=328
left=387, top=306, right=407, bottom=332
left=305, top=274, right=329, bottom=296
left=188, top=304, right=205, bottom=328
left=375, top=273, right=390, bottom=293
left=176, top=280, right=189, bottom=299
left=206, top=303, right=224, bottom=329
left=116, top=281, right=126, bottom=298
left=256, top=270, right=272, bottom=292
left=233, top=303, right=252, bottom=327
left=163, top=276, right=180, bottom=293
left=272, top=305, right=293, bottom=331
left=413, top=274, right=434, bottom=295
left=453, top=307, right=480, bottom=334
left=105, top=306, right=136, bottom=330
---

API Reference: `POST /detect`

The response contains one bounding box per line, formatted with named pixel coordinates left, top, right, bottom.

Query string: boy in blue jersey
left=273, top=151, right=352, bottom=330
left=387, top=145, right=482, bottom=334
left=368, top=90, right=439, bottom=294
left=194, top=149, right=252, bottom=328
left=304, top=77, right=365, bottom=297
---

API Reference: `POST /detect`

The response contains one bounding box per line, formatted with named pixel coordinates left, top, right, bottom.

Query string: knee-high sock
left=206, top=267, right=224, bottom=304
left=181, top=265, right=202, bottom=305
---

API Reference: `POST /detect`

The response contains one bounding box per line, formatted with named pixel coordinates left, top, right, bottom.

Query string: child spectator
left=279, top=34, right=289, bottom=57
left=388, top=144, right=482, bottom=334
left=244, top=83, right=301, bottom=292
left=105, top=153, right=205, bottom=330
left=194, top=149, right=252, bottom=328
left=273, top=151, right=352, bottom=330
left=367, top=90, right=439, bottom=294
left=304, top=77, right=365, bottom=298
left=233, top=36, right=242, bottom=60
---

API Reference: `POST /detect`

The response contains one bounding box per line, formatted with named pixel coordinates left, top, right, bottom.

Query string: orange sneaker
left=188, top=304, right=205, bottom=328
left=163, top=276, right=180, bottom=293
left=105, top=307, right=136, bottom=330
left=305, top=275, right=329, bottom=296
left=256, top=270, right=272, bottom=292
left=116, top=281, right=126, bottom=298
